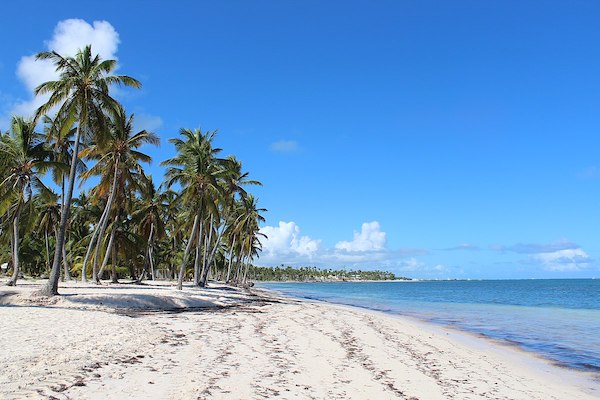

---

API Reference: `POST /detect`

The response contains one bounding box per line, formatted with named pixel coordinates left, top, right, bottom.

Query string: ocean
left=259, top=279, right=600, bottom=373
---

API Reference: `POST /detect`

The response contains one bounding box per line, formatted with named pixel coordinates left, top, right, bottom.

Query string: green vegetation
left=0, top=45, right=265, bottom=294
left=249, top=265, right=408, bottom=282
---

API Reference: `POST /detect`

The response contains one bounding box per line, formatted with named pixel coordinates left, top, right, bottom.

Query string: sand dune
left=0, top=280, right=598, bottom=399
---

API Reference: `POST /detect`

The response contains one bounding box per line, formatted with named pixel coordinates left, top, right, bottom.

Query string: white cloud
left=533, top=248, right=591, bottom=272
left=259, top=220, right=405, bottom=267
left=395, top=257, right=425, bottom=272
left=47, top=19, right=119, bottom=59
left=10, top=19, right=120, bottom=119
left=493, top=239, right=579, bottom=254
left=321, top=249, right=390, bottom=264
left=257, top=220, right=433, bottom=273
left=495, top=239, right=593, bottom=272
left=335, top=221, right=386, bottom=252
left=270, top=140, right=299, bottom=153
left=444, top=243, right=480, bottom=251
left=259, top=221, right=321, bottom=263
left=134, top=113, right=163, bottom=132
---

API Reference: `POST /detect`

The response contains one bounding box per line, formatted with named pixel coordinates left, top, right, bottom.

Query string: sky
left=2, top=0, right=600, bottom=279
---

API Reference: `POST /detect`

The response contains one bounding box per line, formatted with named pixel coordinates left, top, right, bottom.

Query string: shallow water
left=260, top=279, right=600, bottom=373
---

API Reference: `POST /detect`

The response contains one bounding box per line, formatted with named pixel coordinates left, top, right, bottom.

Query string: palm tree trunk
left=193, top=234, right=202, bottom=286
left=242, top=255, right=250, bottom=284
left=199, top=216, right=213, bottom=286
left=60, top=177, right=65, bottom=215
left=97, top=217, right=118, bottom=281
left=136, top=258, right=148, bottom=283
left=149, top=246, right=155, bottom=281
left=81, top=198, right=110, bottom=282
left=39, top=124, right=83, bottom=296
left=234, top=256, right=242, bottom=283
left=59, top=177, right=71, bottom=282
left=176, top=211, right=200, bottom=290
left=62, top=237, right=72, bottom=281
left=225, top=235, right=236, bottom=282
left=148, top=223, right=155, bottom=280
left=193, top=220, right=204, bottom=286
left=110, top=240, right=118, bottom=283
left=91, top=160, right=120, bottom=284
left=201, top=223, right=224, bottom=287
left=136, top=222, right=156, bottom=283
left=171, top=235, right=177, bottom=279
left=6, top=202, right=22, bottom=286
left=45, top=229, right=51, bottom=274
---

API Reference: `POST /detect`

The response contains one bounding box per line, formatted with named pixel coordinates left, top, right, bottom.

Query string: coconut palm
left=160, top=190, right=182, bottom=279
left=0, top=116, right=55, bottom=286
left=43, top=114, right=87, bottom=280
left=35, top=45, right=141, bottom=296
left=219, top=157, right=262, bottom=283
left=161, top=128, right=226, bottom=290
left=222, top=156, right=262, bottom=201
left=197, top=198, right=222, bottom=286
left=68, top=192, right=96, bottom=277
left=79, top=105, right=159, bottom=283
left=232, top=194, right=266, bottom=285
left=195, top=153, right=263, bottom=286
left=36, top=190, right=61, bottom=274
left=132, top=176, right=167, bottom=282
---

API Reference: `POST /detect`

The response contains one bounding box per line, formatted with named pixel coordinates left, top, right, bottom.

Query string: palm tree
left=231, top=194, right=266, bottom=285
left=160, top=190, right=181, bottom=279
left=36, top=190, right=61, bottom=275
left=222, top=156, right=262, bottom=201
left=162, top=128, right=225, bottom=290
left=34, top=45, right=141, bottom=295
left=68, top=191, right=97, bottom=278
left=79, top=105, right=159, bottom=283
left=219, top=157, right=262, bottom=284
left=0, top=116, right=54, bottom=286
left=43, top=114, right=86, bottom=280
left=132, top=176, right=167, bottom=282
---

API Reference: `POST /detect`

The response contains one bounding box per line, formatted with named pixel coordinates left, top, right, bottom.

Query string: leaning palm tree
left=0, top=116, right=55, bottom=286
left=36, top=190, right=61, bottom=275
left=160, top=190, right=181, bottom=279
left=161, top=128, right=225, bottom=290
left=232, top=194, right=266, bottom=285
left=43, top=114, right=86, bottom=280
left=69, top=192, right=96, bottom=276
left=79, top=105, right=158, bottom=283
left=219, top=157, right=262, bottom=284
left=34, top=45, right=141, bottom=296
left=222, top=156, right=262, bottom=201
left=132, top=176, right=167, bottom=282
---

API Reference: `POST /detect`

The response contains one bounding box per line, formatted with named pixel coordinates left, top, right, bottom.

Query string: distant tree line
left=249, top=265, right=409, bottom=282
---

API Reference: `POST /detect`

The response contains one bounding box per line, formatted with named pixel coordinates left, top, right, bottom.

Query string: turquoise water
left=260, top=279, right=600, bottom=373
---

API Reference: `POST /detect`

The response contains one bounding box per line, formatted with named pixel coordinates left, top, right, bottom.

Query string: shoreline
left=256, top=286, right=600, bottom=387
left=1, top=280, right=599, bottom=399
left=258, top=280, right=600, bottom=376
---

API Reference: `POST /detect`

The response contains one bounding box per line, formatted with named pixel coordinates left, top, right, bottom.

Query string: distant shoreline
left=258, top=277, right=600, bottom=283
left=255, top=278, right=413, bottom=283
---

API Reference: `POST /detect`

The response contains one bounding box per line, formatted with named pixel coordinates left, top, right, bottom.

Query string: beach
left=0, top=281, right=598, bottom=400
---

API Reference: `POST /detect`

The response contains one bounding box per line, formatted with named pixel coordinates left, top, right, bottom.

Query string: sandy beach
left=0, top=280, right=598, bottom=400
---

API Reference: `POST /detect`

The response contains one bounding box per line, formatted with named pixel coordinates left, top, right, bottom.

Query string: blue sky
left=2, top=1, right=600, bottom=279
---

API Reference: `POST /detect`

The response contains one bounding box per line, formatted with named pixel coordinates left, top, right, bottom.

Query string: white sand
left=0, top=280, right=598, bottom=399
